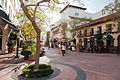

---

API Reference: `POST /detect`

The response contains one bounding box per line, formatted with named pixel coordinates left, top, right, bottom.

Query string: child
left=40, top=48, right=46, bottom=57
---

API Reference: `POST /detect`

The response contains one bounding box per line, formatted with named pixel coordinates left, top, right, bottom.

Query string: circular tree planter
left=21, top=64, right=53, bottom=78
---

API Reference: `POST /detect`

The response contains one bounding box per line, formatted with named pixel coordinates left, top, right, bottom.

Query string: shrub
left=21, top=50, right=32, bottom=57
left=22, top=64, right=53, bottom=78
left=7, top=40, right=16, bottom=48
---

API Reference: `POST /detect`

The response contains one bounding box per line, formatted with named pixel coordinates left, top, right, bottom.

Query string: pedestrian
left=72, top=45, right=75, bottom=51
left=58, top=43, right=61, bottom=54
left=40, top=48, right=46, bottom=57
left=61, top=43, right=66, bottom=56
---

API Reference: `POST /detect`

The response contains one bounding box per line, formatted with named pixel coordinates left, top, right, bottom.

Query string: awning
left=71, top=38, right=76, bottom=42
left=89, top=37, right=94, bottom=40
left=99, top=38, right=114, bottom=41
left=0, top=9, right=17, bottom=31
left=94, top=34, right=102, bottom=38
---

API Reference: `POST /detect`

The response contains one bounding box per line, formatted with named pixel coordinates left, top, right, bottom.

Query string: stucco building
left=0, top=0, right=20, bottom=53
left=75, top=14, right=120, bottom=53
left=50, top=4, right=108, bottom=45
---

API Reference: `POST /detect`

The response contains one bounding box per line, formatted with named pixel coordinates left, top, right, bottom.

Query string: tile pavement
left=0, top=47, right=120, bottom=80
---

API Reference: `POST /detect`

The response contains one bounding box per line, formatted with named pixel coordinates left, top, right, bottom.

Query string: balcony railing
left=97, top=30, right=102, bottom=34
left=106, top=29, right=112, bottom=33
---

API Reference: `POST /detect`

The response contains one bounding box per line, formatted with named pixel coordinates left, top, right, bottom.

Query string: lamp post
left=15, top=32, right=20, bottom=58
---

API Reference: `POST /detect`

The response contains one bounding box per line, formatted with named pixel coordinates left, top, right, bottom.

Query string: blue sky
left=82, top=0, right=114, bottom=13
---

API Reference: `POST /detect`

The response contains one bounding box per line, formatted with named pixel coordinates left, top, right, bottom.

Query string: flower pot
left=28, top=56, right=35, bottom=61
left=24, top=56, right=29, bottom=60
left=77, top=48, right=80, bottom=52
left=8, top=48, right=14, bottom=53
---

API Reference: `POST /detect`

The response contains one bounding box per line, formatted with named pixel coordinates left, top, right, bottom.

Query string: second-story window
left=106, top=24, right=112, bottom=32
left=97, top=26, right=102, bottom=34
left=75, top=13, right=79, bottom=16
left=118, top=22, right=120, bottom=32
left=90, top=28, right=94, bottom=35
left=84, top=30, right=87, bottom=36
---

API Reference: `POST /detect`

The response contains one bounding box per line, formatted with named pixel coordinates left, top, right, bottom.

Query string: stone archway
left=117, top=35, right=120, bottom=47
left=79, top=38, right=82, bottom=45
left=0, top=28, right=2, bottom=50
left=84, top=38, right=87, bottom=48
left=106, top=35, right=114, bottom=47
left=106, top=35, right=114, bottom=53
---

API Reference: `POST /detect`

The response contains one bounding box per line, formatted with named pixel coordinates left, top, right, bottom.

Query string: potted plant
left=7, top=40, right=16, bottom=53
left=21, top=50, right=32, bottom=60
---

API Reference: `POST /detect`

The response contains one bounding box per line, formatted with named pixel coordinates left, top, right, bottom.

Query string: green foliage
left=106, top=24, right=112, bottom=29
left=21, top=50, right=32, bottom=57
left=7, top=40, right=16, bottom=48
left=29, top=44, right=36, bottom=56
left=22, top=64, right=53, bottom=78
left=9, top=32, right=17, bottom=40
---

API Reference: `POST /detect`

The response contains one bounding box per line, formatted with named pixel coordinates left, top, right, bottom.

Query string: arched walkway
left=84, top=38, right=87, bottom=48
left=117, top=35, right=120, bottom=54
left=106, top=35, right=114, bottom=53
left=79, top=38, right=82, bottom=45
left=106, top=35, right=114, bottom=47
left=0, top=28, right=2, bottom=50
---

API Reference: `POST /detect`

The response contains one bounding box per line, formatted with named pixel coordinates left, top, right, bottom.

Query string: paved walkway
left=0, top=47, right=120, bottom=80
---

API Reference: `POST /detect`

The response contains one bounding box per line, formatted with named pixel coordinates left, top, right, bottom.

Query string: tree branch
left=19, top=0, right=33, bottom=21
left=26, top=4, right=49, bottom=7
left=33, top=0, right=50, bottom=19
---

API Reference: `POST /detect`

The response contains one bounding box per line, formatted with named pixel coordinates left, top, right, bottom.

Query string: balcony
left=106, top=29, right=112, bottom=33
left=97, top=30, right=102, bottom=34
left=90, top=32, right=94, bottom=36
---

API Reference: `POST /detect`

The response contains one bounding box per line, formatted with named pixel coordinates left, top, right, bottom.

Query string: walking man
left=61, top=43, right=66, bottom=56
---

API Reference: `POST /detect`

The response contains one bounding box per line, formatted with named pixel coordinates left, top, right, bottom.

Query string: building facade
left=0, top=0, right=20, bottom=53
left=50, top=4, right=108, bottom=45
left=75, top=15, right=120, bottom=53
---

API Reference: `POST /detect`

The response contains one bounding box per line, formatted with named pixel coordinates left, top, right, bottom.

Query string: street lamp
left=15, top=32, right=20, bottom=58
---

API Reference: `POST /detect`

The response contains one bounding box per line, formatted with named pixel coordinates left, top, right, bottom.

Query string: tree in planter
left=7, top=31, right=17, bottom=53
left=19, top=0, right=83, bottom=70
left=21, top=50, right=32, bottom=60
left=7, top=40, right=16, bottom=53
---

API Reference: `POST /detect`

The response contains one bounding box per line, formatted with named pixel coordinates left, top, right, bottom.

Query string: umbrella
left=99, top=38, right=114, bottom=41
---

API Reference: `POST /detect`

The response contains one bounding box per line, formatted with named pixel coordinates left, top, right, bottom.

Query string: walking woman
left=58, top=43, right=61, bottom=54
left=61, top=43, right=66, bottom=56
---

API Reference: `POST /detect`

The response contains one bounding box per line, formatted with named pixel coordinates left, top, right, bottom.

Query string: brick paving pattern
left=0, top=47, right=120, bottom=80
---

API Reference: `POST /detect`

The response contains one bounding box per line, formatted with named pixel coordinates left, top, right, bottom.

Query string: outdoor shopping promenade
left=0, top=47, right=120, bottom=80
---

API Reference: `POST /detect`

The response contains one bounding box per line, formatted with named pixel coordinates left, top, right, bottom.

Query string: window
left=90, top=28, right=94, bottom=35
left=5, top=0, right=7, bottom=9
left=2, top=0, right=4, bottom=3
left=97, top=26, right=102, bottom=34
left=106, top=24, right=112, bottom=32
left=84, top=30, right=87, bottom=36
left=75, top=13, right=79, bottom=16
left=117, top=22, right=120, bottom=32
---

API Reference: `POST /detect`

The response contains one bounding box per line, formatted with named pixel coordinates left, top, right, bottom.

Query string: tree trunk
left=34, top=31, right=41, bottom=69
left=32, top=22, right=41, bottom=70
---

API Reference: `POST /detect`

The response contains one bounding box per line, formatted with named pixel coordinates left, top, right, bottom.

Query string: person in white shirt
left=61, top=43, right=66, bottom=56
